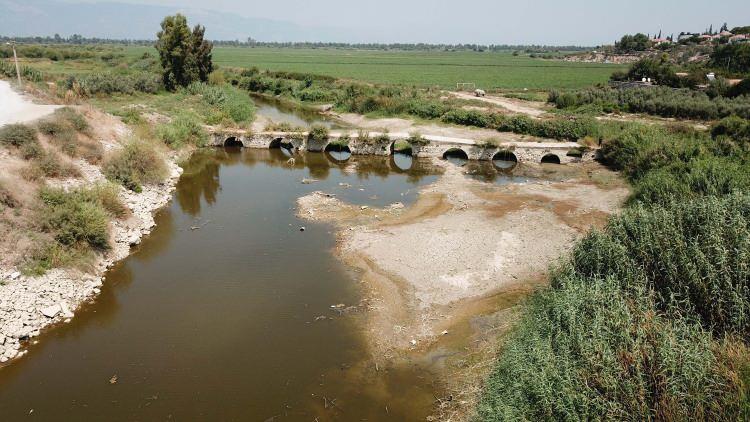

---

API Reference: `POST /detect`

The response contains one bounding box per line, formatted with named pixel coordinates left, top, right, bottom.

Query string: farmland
left=114, top=46, right=622, bottom=90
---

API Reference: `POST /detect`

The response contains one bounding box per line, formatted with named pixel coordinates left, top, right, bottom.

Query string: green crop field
left=120, top=46, right=623, bottom=91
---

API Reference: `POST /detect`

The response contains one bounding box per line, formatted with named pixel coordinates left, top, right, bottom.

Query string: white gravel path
left=0, top=80, right=61, bottom=126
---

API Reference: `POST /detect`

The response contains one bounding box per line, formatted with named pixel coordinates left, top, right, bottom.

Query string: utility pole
left=5, top=41, right=22, bottom=88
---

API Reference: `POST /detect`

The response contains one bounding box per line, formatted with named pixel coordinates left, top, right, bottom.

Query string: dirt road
left=0, top=80, right=61, bottom=126
left=450, top=91, right=549, bottom=117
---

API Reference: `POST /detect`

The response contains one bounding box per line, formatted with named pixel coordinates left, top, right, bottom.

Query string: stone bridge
left=208, top=130, right=596, bottom=165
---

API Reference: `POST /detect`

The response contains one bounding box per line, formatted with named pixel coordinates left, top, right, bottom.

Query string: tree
left=711, top=43, right=750, bottom=74
left=615, top=33, right=651, bottom=53
left=721, top=22, right=729, bottom=32
left=155, top=14, right=214, bottom=90
left=187, top=23, right=213, bottom=83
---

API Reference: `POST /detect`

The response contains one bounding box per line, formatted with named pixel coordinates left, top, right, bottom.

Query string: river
left=0, top=148, right=450, bottom=420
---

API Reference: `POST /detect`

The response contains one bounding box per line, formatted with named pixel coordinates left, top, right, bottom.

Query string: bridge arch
left=442, top=148, right=468, bottom=160
left=389, top=140, right=413, bottom=155
left=224, top=136, right=243, bottom=147
left=324, top=142, right=352, bottom=162
left=541, top=153, right=561, bottom=164
left=492, top=150, right=518, bottom=170
left=269, top=138, right=284, bottom=149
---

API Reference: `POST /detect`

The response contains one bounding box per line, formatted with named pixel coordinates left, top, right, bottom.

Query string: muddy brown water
left=0, top=148, right=483, bottom=421
left=252, top=94, right=345, bottom=129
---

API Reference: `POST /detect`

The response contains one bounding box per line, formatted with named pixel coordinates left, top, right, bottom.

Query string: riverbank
left=0, top=99, right=184, bottom=364
left=297, top=160, right=628, bottom=416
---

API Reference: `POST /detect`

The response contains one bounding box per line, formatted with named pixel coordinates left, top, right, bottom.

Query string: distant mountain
left=0, top=0, right=343, bottom=42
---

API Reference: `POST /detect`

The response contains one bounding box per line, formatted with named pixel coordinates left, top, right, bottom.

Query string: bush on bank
left=26, top=185, right=126, bottom=275
left=103, top=140, right=167, bottom=192
left=549, top=86, right=750, bottom=120
left=157, top=113, right=208, bottom=148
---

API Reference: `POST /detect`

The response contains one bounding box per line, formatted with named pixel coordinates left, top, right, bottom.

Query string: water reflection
left=391, top=152, right=413, bottom=171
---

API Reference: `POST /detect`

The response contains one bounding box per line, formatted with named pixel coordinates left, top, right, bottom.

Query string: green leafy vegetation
left=155, top=14, right=213, bottom=90
left=308, top=124, right=329, bottom=142
left=479, top=109, right=750, bottom=419
left=614, top=33, right=652, bottom=52
left=26, top=185, right=126, bottom=274
left=549, top=86, right=750, bottom=120
left=61, top=72, right=161, bottom=96
left=208, top=47, right=621, bottom=90
left=156, top=113, right=208, bottom=148
left=103, top=140, right=167, bottom=192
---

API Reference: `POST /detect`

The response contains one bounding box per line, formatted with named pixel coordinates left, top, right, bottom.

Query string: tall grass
left=477, top=276, right=747, bottom=421
left=479, top=116, right=750, bottom=419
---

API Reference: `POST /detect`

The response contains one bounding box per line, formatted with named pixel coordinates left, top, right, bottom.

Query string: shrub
left=0, top=123, right=38, bottom=147
left=308, top=124, right=329, bottom=142
left=711, top=116, right=750, bottom=143
left=552, top=86, right=750, bottom=120
left=78, top=139, right=105, bottom=164
left=34, top=149, right=80, bottom=178
left=0, top=181, right=19, bottom=209
left=374, top=131, right=391, bottom=144
left=38, top=187, right=110, bottom=250
left=103, top=140, right=167, bottom=192
left=265, top=122, right=302, bottom=132
left=63, top=72, right=162, bottom=96
left=406, top=132, right=429, bottom=146
left=20, top=141, right=44, bottom=160
left=37, top=119, right=67, bottom=137
left=117, top=108, right=144, bottom=125
left=157, top=114, right=208, bottom=148
left=55, top=107, right=90, bottom=133
left=441, top=109, right=495, bottom=128
left=220, top=87, right=255, bottom=123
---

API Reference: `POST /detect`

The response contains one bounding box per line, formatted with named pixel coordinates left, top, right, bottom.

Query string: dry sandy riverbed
left=297, top=161, right=628, bottom=360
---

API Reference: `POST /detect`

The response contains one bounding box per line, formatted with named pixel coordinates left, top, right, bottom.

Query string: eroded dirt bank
left=297, top=160, right=628, bottom=414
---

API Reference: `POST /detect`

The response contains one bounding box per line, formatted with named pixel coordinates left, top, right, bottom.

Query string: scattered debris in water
left=301, top=178, right=318, bottom=184
left=299, top=226, right=306, bottom=232
left=109, top=374, right=118, bottom=384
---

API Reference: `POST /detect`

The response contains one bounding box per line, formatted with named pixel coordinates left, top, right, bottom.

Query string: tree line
left=0, top=34, right=590, bottom=52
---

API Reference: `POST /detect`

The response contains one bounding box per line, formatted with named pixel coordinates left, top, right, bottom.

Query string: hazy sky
left=51, top=0, right=750, bottom=44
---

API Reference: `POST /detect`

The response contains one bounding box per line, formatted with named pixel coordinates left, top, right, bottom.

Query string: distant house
left=719, top=30, right=734, bottom=38
left=678, top=32, right=699, bottom=42
left=730, top=34, right=750, bottom=44
left=652, top=37, right=672, bottom=45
